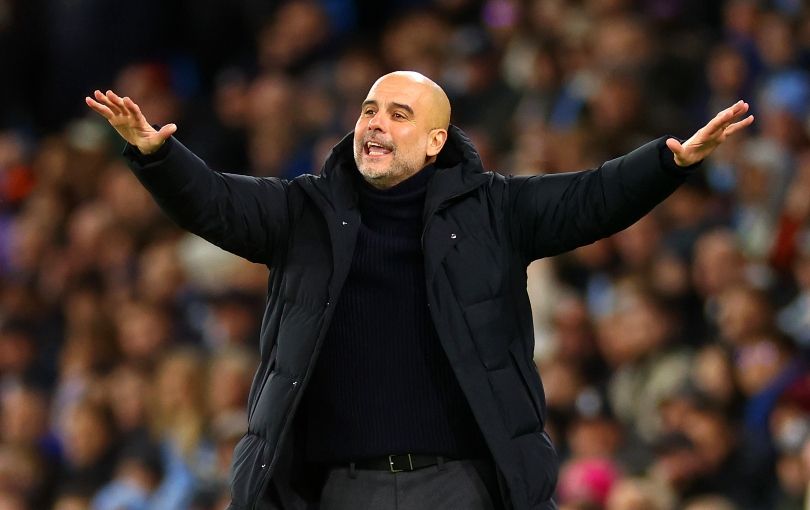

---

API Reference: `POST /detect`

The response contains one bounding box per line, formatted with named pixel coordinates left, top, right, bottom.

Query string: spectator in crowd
left=604, top=476, right=675, bottom=510
left=57, top=399, right=118, bottom=497
left=715, top=283, right=774, bottom=346
left=735, top=331, right=806, bottom=445
left=602, top=286, right=693, bottom=442
left=682, top=495, right=738, bottom=510
left=769, top=382, right=810, bottom=510
left=91, top=437, right=164, bottom=510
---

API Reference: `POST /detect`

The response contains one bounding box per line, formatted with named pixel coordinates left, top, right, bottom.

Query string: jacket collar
left=316, top=125, right=490, bottom=214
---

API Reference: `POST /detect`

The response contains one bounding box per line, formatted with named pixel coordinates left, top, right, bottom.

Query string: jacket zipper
left=251, top=297, right=343, bottom=509
left=251, top=199, right=358, bottom=509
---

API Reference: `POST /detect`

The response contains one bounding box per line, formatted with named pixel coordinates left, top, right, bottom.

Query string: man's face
left=353, top=75, right=439, bottom=189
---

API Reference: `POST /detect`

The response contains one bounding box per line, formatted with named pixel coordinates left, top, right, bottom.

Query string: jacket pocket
left=488, top=361, right=542, bottom=438
left=229, top=432, right=272, bottom=508
left=462, top=296, right=514, bottom=370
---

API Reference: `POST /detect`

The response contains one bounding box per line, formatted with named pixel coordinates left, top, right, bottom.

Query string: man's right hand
left=85, top=90, right=177, bottom=155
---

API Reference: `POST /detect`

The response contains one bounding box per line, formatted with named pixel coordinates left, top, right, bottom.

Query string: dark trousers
left=318, top=459, right=504, bottom=510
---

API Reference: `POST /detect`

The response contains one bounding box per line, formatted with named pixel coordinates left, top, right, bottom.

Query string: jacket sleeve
left=509, top=136, right=696, bottom=261
left=124, top=137, right=289, bottom=264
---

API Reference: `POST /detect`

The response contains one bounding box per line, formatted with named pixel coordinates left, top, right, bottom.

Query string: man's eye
left=364, top=109, right=376, bottom=116
left=393, top=112, right=405, bottom=120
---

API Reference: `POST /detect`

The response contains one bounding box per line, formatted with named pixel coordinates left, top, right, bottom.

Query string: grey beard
left=354, top=151, right=422, bottom=189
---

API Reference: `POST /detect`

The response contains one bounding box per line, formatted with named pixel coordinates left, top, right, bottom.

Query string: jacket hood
left=318, top=124, right=486, bottom=179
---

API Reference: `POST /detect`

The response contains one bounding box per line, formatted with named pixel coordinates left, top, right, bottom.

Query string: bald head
left=369, top=71, right=451, bottom=130
left=353, top=71, right=452, bottom=189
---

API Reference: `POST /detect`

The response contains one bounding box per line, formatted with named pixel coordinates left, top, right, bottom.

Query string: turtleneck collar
left=357, top=164, right=437, bottom=227
left=358, top=164, right=437, bottom=195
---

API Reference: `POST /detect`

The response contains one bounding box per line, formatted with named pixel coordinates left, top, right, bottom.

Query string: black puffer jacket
left=126, top=126, right=691, bottom=510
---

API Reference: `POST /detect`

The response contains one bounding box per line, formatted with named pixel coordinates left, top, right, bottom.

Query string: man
left=86, top=71, right=753, bottom=510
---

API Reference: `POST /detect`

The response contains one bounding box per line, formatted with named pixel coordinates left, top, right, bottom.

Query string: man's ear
left=426, top=129, right=448, bottom=158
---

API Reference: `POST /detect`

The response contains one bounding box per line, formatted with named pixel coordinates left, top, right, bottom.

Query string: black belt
left=352, top=454, right=449, bottom=472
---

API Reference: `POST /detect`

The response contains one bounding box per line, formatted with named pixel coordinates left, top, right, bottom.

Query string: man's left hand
left=666, top=100, right=754, bottom=167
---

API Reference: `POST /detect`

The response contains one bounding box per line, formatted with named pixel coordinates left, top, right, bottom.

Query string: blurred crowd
left=1, top=0, right=810, bottom=509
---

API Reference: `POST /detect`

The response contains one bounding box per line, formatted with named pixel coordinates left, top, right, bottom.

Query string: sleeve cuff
left=122, top=137, right=174, bottom=166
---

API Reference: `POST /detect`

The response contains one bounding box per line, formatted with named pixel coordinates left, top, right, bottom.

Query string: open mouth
left=365, top=141, right=393, bottom=157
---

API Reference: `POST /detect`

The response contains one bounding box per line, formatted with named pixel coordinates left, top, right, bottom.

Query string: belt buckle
left=388, top=454, right=413, bottom=473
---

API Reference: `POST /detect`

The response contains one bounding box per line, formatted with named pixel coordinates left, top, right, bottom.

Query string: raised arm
left=86, top=90, right=289, bottom=264
left=510, top=101, right=754, bottom=261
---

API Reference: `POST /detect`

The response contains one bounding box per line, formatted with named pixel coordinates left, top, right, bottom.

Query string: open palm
left=666, top=100, right=754, bottom=167
left=85, top=90, right=177, bottom=155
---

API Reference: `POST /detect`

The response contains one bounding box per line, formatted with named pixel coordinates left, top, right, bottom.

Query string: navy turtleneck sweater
left=302, top=165, right=488, bottom=463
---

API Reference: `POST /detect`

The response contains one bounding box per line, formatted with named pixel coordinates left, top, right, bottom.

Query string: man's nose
left=367, top=112, right=385, bottom=132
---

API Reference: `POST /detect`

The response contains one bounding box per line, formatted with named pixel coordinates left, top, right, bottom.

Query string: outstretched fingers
left=91, top=89, right=123, bottom=116
left=104, top=90, right=128, bottom=116
left=103, top=92, right=123, bottom=116
left=122, top=96, right=143, bottom=119
left=85, top=95, right=114, bottom=119
left=723, top=115, right=755, bottom=137
left=703, top=101, right=746, bottom=136
left=85, top=88, right=169, bottom=150
left=87, top=90, right=151, bottom=130
left=668, top=100, right=755, bottom=167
